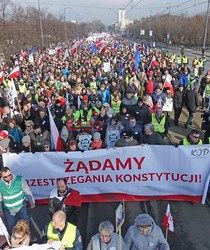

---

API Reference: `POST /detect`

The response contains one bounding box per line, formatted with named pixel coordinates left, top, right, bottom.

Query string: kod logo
left=191, top=148, right=209, bottom=157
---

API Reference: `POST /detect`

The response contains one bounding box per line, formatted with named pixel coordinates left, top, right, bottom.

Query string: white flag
left=0, top=217, right=9, bottom=238
left=8, top=79, right=17, bottom=109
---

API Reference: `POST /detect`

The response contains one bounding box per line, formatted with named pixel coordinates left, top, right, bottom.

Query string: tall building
left=118, top=9, right=125, bottom=30
left=117, top=8, right=133, bottom=31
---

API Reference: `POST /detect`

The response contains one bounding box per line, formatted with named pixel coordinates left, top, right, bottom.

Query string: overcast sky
left=13, top=0, right=208, bottom=25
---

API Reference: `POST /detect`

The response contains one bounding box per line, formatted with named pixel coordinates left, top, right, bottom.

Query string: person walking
left=184, top=83, right=199, bottom=128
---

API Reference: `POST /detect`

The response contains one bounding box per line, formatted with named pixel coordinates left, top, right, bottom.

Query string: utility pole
left=202, top=0, right=210, bottom=55
left=38, top=0, right=44, bottom=48
left=64, top=7, right=71, bottom=43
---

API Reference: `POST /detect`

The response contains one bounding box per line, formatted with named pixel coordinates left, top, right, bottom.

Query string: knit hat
left=93, top=132, right=101, bottom=140
left=83, top=95, right=89, bottom=101
left=134, top=214, right=153, bottom=226
left=43, top=141, right=51, bottom=147
left=22, top=135, right=31, bottom=144
left=0, top=130, right=8, bottom=139
left=122, top=130, right=133, bottom=138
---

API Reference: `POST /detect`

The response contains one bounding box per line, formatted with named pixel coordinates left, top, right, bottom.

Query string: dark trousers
left=174, top=107, right=182, bottom=125
left=185, top=111, right=194, bottom=127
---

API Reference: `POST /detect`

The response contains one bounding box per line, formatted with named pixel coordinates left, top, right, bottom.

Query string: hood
left=134, top=213, right=155, bottom=227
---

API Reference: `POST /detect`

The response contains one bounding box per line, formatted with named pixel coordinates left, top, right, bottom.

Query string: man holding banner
left=124, top=214, right=169, bottom=250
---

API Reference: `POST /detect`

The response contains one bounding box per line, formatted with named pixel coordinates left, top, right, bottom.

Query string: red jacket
left=146, top=80, right=155, bottom=94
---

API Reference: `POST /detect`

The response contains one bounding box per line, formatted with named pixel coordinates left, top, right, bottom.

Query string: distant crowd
left=0, top=34, right=209, bottom=162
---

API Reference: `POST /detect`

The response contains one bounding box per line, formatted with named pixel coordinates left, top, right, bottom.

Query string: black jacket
left=185, top=89, right=199, bottom=113
left=131, top=104, right=151, bottom=125
left=174, top=89, right=184, bottom=109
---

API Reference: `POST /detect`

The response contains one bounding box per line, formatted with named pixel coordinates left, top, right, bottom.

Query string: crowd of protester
left=0, top=33, right=209, bottom=249
left=0, top=34, right=209, bottom=161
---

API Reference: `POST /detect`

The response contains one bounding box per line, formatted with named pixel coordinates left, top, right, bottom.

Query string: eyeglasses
left=192, top=135, right=199, bottom=139
left=3, top=174, right=12, bottom=179
left=100, top=233, right=112, bottom=239
left=13, top=234, right=25, bottom=240
left=25, top=125, right=31, bottom=127
left=44, top=146, right=49, bottom=148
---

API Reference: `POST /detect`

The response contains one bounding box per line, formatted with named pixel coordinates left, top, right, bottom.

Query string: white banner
left=140, top=29, right=145, bottom=36
left=162, top=98, right=173, bottom=112
left=3, top=145, right=210, bottom=203
left=15, top=242, right=61, bottom=249
left=103, top=62, right=111, bottom=72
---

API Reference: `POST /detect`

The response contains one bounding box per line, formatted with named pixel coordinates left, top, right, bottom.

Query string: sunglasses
left=123, top=136, right=130, bottom=139
left=192, top=135, right=199, bottom=139
left=3, top=174, right=12, bottom=179
left=44, top=145, right=49, bottom=148
left=25, top=125, right=31, bottom=127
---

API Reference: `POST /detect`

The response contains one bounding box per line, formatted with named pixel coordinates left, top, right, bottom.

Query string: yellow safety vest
left=47, top=222, right=76, bottom=248
left=182, top=57, right=188, bottom=64
left=176, top=57, right=182, bottom=64
left=151, top=113, right=166, bottom=133
left=183, top=137, right=202, bottom=145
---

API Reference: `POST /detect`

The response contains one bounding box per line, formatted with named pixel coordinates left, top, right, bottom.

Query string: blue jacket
left=98, top=89, right=111, bottom=103
left=179, top=74, right=189, bottom=88
left=8, top=128, right=21, bottom=144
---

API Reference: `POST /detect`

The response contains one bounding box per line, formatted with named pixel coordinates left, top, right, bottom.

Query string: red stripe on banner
left=34, top=194, right=202, bottom=205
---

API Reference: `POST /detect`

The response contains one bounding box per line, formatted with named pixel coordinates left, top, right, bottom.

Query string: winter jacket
left=132, top=104, right=152, bottom=125
left=124, top=214, right=170, bottom=250
left=185, top=89, right=199, bottom=113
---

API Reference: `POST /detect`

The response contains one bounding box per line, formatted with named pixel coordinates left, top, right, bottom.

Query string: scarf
left=91, top=139, right=103, bottom=149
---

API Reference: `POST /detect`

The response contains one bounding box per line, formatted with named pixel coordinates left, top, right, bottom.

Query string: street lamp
left=202, top=0, right=210, bottom=55
left=38, top=0, right=44, bottom=47
left=64, top=7, right=72, bottom=43
left=163, top=2, right=171, bottom=44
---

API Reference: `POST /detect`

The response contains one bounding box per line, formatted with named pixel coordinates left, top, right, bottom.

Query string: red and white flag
left=19, top=50, right=28, bottom=61
left=48, top=107, right=64, bottom=151
left=0, top=71, right=4, bottom=82
left=100, top=44, right=106, bottom=54
left=38, top=54, right=43, bottom=65
left=72, top=42, right=78, bottom=55
left=148, top=55, right=157, bottom=70
left=162, top=204, right=174, bottom=232
left=9, top=66, right=20, bottom=79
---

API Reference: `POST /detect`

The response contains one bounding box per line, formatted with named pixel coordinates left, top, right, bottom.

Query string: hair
left=9, top=119, right=17, bottom=126
left=52, top=210, right=66, bottom=222
left=190, top=129, right=200, bottom=136
left=57, top=178, right=67, bottom=185
left=25, top=120, right=34, bottom=127
left=12, top=220, right=30, bottom=237
left=98, top=221, right=114, bottom=234
left=1, top=167, right=11, bottom=173
left=144, top=123, right=154, bottom=132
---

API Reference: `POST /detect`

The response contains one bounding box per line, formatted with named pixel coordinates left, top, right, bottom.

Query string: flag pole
left=165, top=227, right=168, bottom=242
left=17, top=98, right=23, bottom=119
left=0, top=220, right=11, bottom=246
